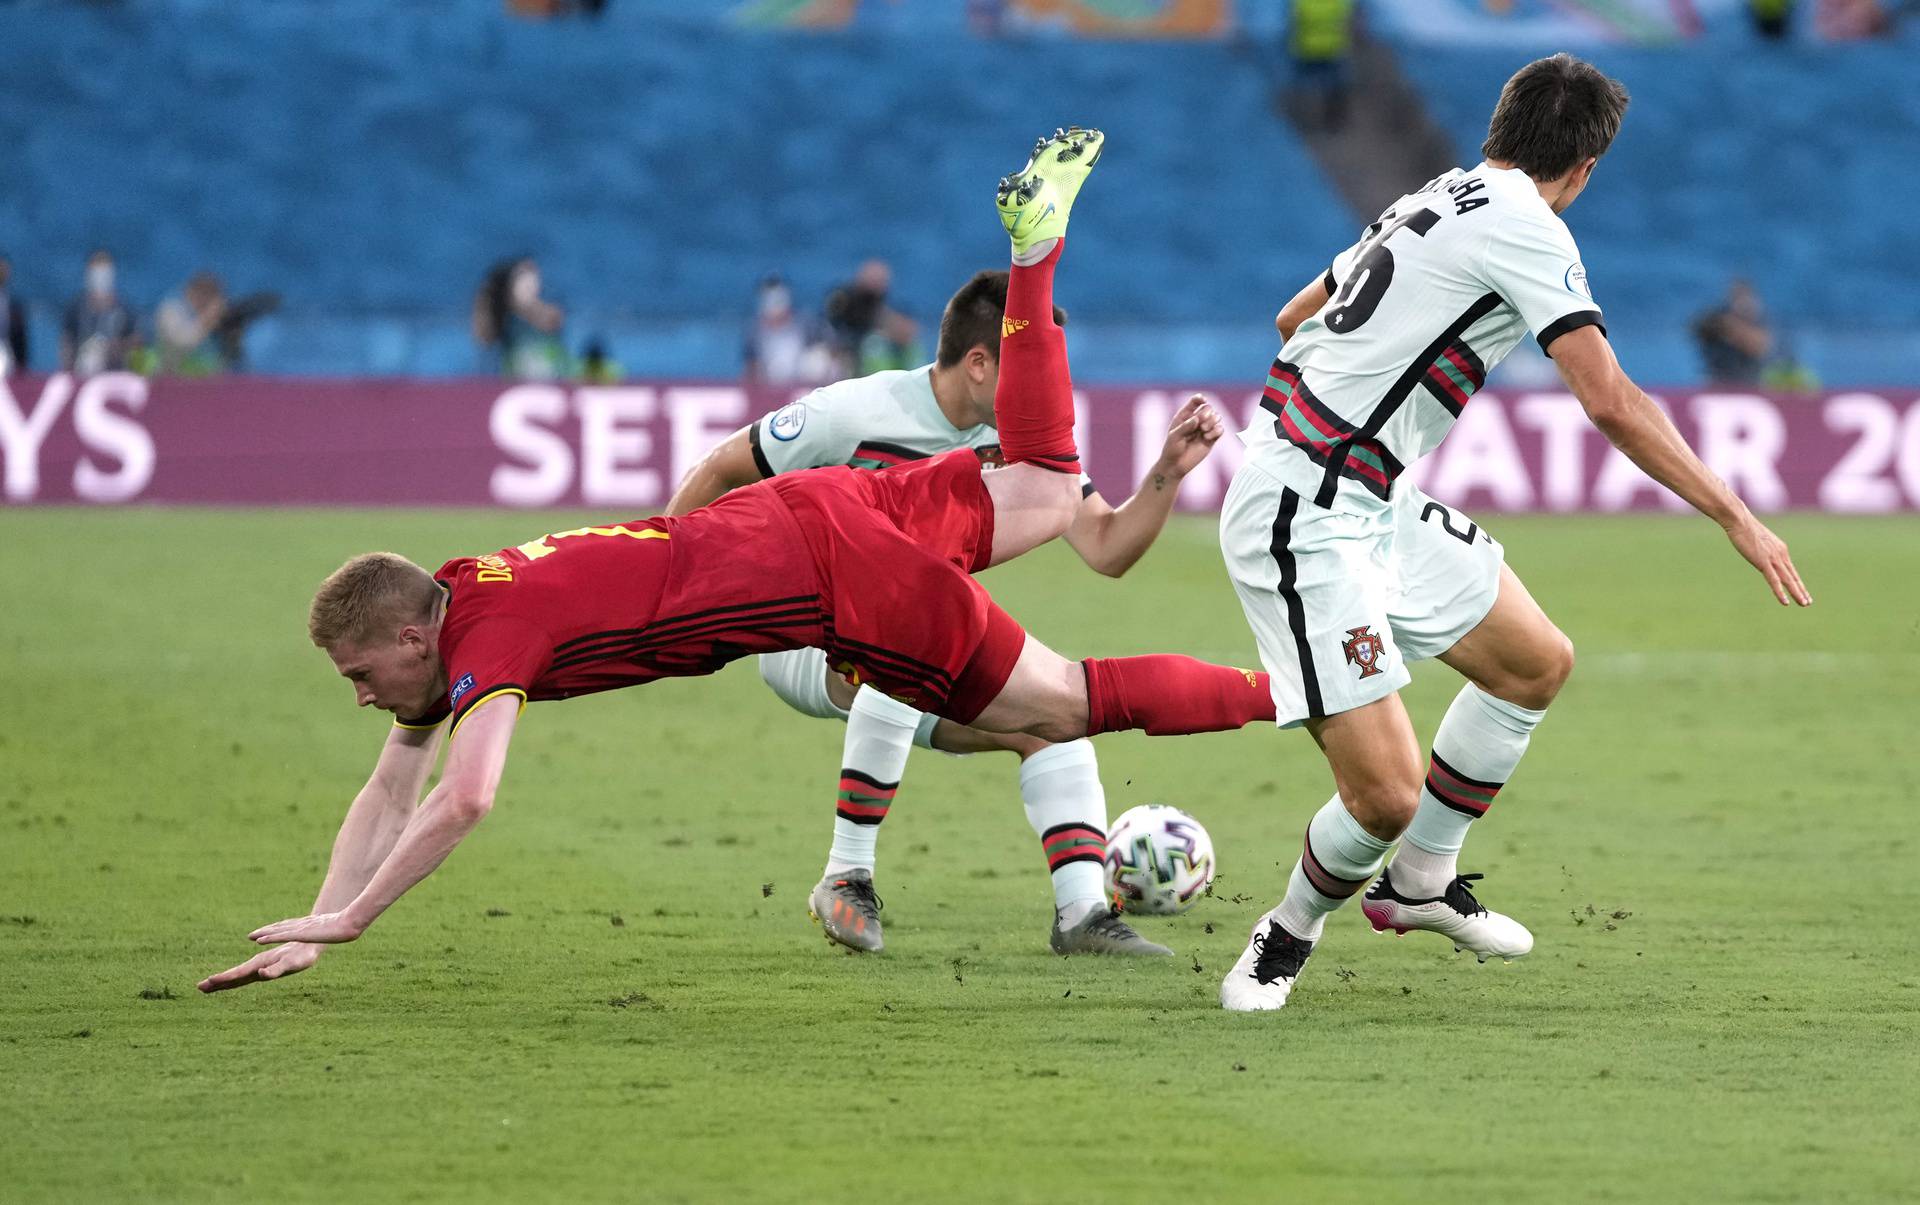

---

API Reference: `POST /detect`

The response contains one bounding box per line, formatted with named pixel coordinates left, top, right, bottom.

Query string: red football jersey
left=397, top=490, right=829, bottom=733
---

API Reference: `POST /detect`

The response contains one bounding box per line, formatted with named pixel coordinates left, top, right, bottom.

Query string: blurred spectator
left=0, top=254, right=27, bottom=375
left=824, top=258, right=916, bottom=377
left=1816, top=0, right=1894, bottom=36
left=858, top=309, right=927, bottom=376
left=155, top=272, right=227, bottom=375
left=579, top=337, right=624, bottom=384
left=1691, top=280, right=1774, bottom=386
left=744, top=274, right=834, bottom=385
left=473, top=256, right=569, bottom=380
left=153, top=272, right=281, bottom=376
left=62, top=249, right=139, bottom=375
left=1287, top=0, right=1356, bottom=132
left=1749, top=0, right=1795, bottom=37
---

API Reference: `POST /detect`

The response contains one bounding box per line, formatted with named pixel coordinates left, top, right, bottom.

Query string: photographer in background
left=0, top=253, right=27, bottom=374
left=154, top=271, right=280, bottom=375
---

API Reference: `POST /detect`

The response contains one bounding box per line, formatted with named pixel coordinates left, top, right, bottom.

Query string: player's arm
left=664, top=426, right=766, bottom=515
left=1276, top=274, right=1334, bottom=343
left=1551, top=325, right=1811, bottom=607
left=241, top=694, right=523, bottom=948
left=1063, top=395, right=1224, bottom=577
left=199, top=722, right=445, bottom=992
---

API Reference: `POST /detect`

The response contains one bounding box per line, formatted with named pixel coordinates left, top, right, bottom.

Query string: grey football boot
left=809, top=869, right=884, bottom=953
left=1050, top=907, right=1175, bottom=957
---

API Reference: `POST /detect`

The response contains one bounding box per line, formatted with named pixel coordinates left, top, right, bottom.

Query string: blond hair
left=308, top=553, right=441, bottom=648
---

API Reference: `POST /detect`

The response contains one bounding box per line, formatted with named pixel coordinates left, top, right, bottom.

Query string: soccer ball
left=1104, top=804, right=1216, bottom=915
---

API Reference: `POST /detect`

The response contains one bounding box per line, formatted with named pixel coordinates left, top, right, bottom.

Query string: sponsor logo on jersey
left=1001, top=317, right=1030, bottom=339
left=475, top=554, right=514, bottom=584
left=450, top=672, right=476, bottom=706
left=1342, top=626, right=1386, bottom=680
left=769, top=402, right=807, bottom=441
left=1565, top=263, right=1591, bottom=299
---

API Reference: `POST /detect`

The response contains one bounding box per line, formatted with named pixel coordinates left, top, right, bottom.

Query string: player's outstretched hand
left=247, top=910, right=368, bottom=946
left=1726, top=515, right=1811, bottom=607
left=1160, top=395, right=1225, bottom=478
left=198, top=941, right=323, bottom=993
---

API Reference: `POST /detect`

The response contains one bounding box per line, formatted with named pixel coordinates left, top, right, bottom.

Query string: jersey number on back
left=1324, top=208, right=1441, bottom=334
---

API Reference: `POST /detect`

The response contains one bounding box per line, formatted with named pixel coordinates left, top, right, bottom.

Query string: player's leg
left=963, top=634, right=1276, bottom=741
left=1359, top=493, right=1570, bottom=960
left=982, top=126, right=1103, bottom=565
left=1363, top=563, right=1572, bottom=960
left=1219, top=697, right=1423, bottom=1012
left=759, top=651, right=902, bottom=950
left=808, top=685, right=933, bottom=953
left=1212, top=464, right=1418, bottom=1012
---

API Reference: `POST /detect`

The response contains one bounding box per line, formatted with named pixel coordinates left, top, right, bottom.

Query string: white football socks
left=822, top=687, right=920, bottom=878
left=1273, top=795, right=1394, bottom=942
left=1018, top=739, right=1108, bottom=927
left=1392, top=684, right=1546, bottom=899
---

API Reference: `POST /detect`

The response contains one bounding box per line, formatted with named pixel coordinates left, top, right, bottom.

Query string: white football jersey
left=1241, top=162, right=1604, bottom=510
left=749, top=362, right=1096, bottom=496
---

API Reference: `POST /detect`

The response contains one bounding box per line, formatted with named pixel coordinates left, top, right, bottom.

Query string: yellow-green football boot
left=996, top=126, right=1104, bottom=262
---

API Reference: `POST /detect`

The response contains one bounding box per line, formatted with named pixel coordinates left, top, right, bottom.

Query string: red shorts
left=766, top=451, right=1027, bottom=723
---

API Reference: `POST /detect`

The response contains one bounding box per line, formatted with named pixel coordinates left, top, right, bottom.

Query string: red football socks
left=996, top=241, right=1079, bottom=473
left=1082, top=656, right=1277, bottom=736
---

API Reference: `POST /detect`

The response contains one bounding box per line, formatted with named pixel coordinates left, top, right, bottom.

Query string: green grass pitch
left=2, top=508, right=1916, bottom=1203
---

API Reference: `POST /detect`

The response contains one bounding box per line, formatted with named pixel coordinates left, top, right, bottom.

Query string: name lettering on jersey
left=515, top=524, right=671, bottom=561
left=475, top=554, right=515, bottom=583
left=1444, top=175, right=1489, bottom=215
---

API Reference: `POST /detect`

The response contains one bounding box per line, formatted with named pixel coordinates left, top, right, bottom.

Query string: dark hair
left=1482, top=53, right=1629, bottom=182
left=935, top=270, right=1068, bottom=367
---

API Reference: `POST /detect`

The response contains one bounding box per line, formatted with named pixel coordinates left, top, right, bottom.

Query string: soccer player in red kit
left=201, top=128, right=1275, bottom=993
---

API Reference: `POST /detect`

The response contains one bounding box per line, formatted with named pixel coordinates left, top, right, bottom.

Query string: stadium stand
left=0, top=3, right=1351, bottom=381
left=1, top=2, right=1912, bottom=384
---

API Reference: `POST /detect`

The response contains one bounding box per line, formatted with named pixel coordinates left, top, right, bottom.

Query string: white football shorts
left=1219, top=463, right=1504, bottom=728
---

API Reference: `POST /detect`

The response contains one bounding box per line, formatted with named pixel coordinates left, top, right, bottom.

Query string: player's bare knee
left=1507, top=629, right=1574, bottom=710
left=1344, top=780, right=1420, bottom=841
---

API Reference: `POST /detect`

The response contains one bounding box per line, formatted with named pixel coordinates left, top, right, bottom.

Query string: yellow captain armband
left=447, top=686, right=530, bottom=740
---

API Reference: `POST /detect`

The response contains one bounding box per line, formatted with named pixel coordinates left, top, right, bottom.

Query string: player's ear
left=968, top=345, right=995, bottom=386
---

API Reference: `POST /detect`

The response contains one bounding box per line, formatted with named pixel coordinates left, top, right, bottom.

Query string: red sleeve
left=442, top=616, right=554, bottom=737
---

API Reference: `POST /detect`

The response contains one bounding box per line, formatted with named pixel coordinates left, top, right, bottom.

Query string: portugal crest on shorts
left=1342, top=626, right=1386, bottom=680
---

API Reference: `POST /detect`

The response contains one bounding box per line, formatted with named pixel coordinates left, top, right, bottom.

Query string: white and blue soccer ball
left=1104, top=804, right=1216, bottom=915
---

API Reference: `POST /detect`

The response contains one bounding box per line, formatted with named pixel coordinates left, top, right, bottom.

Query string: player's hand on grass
left=1726, top=515, right=1811, bottom=607
left=247, top=909, right=369, bottom=947
left=1158, top=395, right=1225, bottom=478
left=197, top=941, right=323, bottom=994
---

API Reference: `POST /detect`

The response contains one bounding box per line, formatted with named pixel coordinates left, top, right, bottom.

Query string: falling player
left=665, top=274, right=1225, bottom=958
left=1215, top=55, right=1811, bottom=1012
left=200, top=128, right=1277, bottom=994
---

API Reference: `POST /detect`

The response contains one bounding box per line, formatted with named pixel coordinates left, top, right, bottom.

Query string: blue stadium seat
left=0, top=3, right=1353, bottom=379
